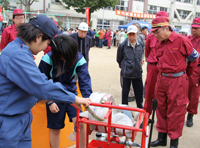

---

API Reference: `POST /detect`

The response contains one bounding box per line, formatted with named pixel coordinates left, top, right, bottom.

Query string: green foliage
left=62, top=0, right=118, bottom=14
left=89, top=21, right=92, bottom=27
left=0, top=0, right=10, bottom=10
left=57, top=21, right=63, bottom=27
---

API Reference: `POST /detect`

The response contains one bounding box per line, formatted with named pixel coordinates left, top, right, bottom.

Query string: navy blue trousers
left=122, top=77, right=143, bottom=108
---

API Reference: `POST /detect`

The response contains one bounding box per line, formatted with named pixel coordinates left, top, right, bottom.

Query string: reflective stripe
left=41, top=54, right=53, bottom=78
left=152, top=22, right=169, bottom=27
left=71, top=57, right=87, bottom=78
left=161, top=71, right=184, bottom=77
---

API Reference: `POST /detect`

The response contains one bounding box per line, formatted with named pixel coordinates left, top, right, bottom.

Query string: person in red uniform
left=143, top=11, right=169, bottom=115
left=107, top=28, right=112, bottom=49
left=150, top=17, right=199, bottom=148
left=186, top=17, right=200, bottom=127
left=0, top=9, right=24, bottom=50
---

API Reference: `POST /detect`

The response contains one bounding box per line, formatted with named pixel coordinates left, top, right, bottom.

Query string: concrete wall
left=148, top=0, right=171, bottom=7
left=132, top=1, right=144, bottom=13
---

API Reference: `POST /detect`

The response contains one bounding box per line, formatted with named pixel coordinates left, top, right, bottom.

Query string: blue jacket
left=0, top=37, right=75, bottom=115
left=117, top=38, right=144, bottom=79
left=39, top=52, right=92, bottom=98
left=70, top=33, right=92, bottom=64
left=91, top=31, right=95, bottom=39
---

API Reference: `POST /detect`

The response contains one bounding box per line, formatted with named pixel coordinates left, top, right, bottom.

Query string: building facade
left=7, top=0, right=200, bottom=31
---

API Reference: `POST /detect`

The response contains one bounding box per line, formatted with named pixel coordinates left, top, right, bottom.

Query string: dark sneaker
left=128, top=97, right=135, bottom=102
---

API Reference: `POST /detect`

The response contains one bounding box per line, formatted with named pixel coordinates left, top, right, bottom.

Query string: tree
left=0, top=0, right=10, bottom=10
left=16, top=0, right=39, bottom=20
left=57, top=20, right=63, bottom=27
left=16, top=0, right=39, bottom=12
left=62, top=0, right=119, bottom=22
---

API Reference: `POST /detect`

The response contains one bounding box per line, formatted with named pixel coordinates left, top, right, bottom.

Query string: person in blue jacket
left=0, top=15, right=91, bottom=148
left=39, top=34, right=92, bottom=148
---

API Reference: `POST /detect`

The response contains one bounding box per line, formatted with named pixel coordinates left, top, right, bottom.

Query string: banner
left=0, top=6, right=3, bottom=22
left=115, top=10, right=156, bottom=19
left=86, top=8, right=89, bottom=26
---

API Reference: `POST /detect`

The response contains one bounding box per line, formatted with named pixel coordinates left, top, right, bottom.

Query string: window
left=119, top=21, right=124, bottom=25
left=134, top=0, right=144, bottom=1
left=174, top=10, right=190, bottom=19
left=148, top=5, right=157, bottom=14
left=197, top=0, right=200, bottom=5
left=148, top=5, right=170, bottom=15
left=97, top=19, right=110, bottom=29
left=160, top=7, right=168, bottom=12
left=196, top=12, right=200, bottom=18
left=115, top=0, right=128, bottom=11
left=51, top=0, right=61, bottom=4
left=132, top=18, right=141, bottom=21
left=176, top=0, right=193, bottom=4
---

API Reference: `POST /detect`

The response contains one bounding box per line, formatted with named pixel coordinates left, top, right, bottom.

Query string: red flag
left=0, top=6, right=3, bottom=22
left=86, top=8, right=89, bottom=26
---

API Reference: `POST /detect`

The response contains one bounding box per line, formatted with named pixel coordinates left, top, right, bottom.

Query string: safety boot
left=150, top=132, right=167, bottom=147
left=170, top=138, right=178, bottom=148
left=186, top=113, right=194, bottom=127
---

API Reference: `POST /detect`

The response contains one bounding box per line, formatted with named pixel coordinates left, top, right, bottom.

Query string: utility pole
left=128, top=0, right=132, bottom=22
left=43, top=0, right=45, bottom=13
left=143, top=0, right=148, bottom=21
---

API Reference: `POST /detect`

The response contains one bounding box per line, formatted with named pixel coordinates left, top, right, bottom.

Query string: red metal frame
left=74, top=102, right=149, bottom=148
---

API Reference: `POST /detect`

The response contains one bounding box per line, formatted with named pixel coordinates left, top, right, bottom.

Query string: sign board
left=115, top=10, right=156, bottom=19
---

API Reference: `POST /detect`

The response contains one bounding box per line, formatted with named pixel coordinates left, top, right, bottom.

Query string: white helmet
left=78, top=22, right=88, bottom=31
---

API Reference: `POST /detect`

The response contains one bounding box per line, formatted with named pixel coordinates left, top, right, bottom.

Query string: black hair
left=17, top=23, right=50, bottom=44
left=12, top=15, right=25, bottom=19
left=51, top=34, right=78, bottom=77
left=64, top=27, right=68, bottom=31
left=141, top=26, right=148, bottom=31
left=168, top=26, right=172, bottom=31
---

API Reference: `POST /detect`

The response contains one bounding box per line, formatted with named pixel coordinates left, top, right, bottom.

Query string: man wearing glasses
left=186, top=17, right=200, bottom=127
left=150, top=17, right=199, bottom=148
left=117, top=25, right=144, bottom=109
left=0, top=9, right=24, bottom=50
left=143, top=11, right=169, bottom=116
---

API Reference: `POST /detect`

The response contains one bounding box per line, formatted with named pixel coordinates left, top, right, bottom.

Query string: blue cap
left=29, top=15, right=58, bottom=48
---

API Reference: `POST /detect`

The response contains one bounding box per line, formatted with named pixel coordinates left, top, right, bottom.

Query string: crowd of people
left=58, top=25, right=148, bottom=50
left=0, top=8, right=200, bottom=148
left=86, top=26, right=148, bottom=50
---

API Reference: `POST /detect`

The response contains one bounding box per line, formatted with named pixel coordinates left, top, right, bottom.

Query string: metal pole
left=102, top=7, right=104, bottom=29
left=148, top=99, right=158, bottom=148
left=65, top=17, right=67, bottom=28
